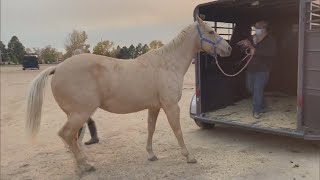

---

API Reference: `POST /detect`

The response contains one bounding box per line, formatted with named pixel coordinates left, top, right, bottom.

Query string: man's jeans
left=246, top=71, right=270, bottom=113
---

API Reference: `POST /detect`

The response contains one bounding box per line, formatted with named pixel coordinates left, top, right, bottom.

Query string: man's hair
left=256, top=20, right=270, bottom=32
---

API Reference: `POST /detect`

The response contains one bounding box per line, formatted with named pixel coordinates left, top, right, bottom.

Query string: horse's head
left=195, top=16, right=232, bottom=57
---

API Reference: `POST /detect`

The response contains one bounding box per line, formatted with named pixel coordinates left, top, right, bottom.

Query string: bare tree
left=64, top=30, right=90, bottom=59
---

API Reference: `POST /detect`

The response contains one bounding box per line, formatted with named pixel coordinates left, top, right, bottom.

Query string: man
left=78, top=118, right=99, bottom=145
left=238, top=20, right=276, bottom=119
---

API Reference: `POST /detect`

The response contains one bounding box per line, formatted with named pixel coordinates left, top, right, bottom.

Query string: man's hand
left=237, top=39, right=253, bottom=48
left=249, top=48, right=256, bottom=55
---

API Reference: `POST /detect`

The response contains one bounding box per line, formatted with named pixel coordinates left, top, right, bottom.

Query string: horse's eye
left=209, top=31, right=214, bottom=34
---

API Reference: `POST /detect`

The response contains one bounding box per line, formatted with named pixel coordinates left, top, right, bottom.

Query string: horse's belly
left=100, top=96, right=158, bottom=114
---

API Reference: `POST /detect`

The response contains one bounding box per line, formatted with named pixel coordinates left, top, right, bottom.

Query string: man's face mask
left=255, top=28, right=263, bottom=35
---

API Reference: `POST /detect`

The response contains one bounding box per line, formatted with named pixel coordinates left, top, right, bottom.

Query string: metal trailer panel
left=297, top=0, right=307, bottom=131
left=301, top=0, right=320, bottom=138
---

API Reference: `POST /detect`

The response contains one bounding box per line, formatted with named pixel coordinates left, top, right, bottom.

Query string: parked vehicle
left=22, top=55, right=39, bottom=70
left=190, top=0, right=320, bottom=140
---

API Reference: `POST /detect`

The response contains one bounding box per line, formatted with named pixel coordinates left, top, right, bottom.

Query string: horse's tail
left=26, top=66, right=56, bottom=140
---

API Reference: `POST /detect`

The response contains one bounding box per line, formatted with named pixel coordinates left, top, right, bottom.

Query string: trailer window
left=204, top=21, right=257, bottom=40
left=205, top=21, right=234, bottom=40
left=216, top=22, right=234, bottom=40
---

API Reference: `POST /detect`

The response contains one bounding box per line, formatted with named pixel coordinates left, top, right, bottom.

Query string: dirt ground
left=1, top=65, right=319, bottom=180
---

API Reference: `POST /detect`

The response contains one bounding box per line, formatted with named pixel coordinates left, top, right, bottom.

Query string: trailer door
left=299, top=0, right=320, bottom=138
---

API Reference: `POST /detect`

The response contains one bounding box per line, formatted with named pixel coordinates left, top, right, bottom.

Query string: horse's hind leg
left=163, top=104, right=197, bottom=163
left=146, top=108, right=160, bottom=161
left=58, top=114, right=95, bottom=173
left=77, top=124, right=86, bottom=146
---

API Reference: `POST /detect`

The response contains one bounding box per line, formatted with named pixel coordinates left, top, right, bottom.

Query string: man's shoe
left=84, top=138, right=99, bottom=145
left=85, top=118, right=99, bottom=145
left=253, top=112, right=262, bottom=119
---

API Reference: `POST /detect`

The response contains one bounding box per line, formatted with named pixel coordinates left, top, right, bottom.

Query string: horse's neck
left=156, top=25, right=198, bottom=76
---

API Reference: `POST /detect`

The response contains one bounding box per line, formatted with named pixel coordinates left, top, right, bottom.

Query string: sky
left=1, top=0, right=211, bottom=52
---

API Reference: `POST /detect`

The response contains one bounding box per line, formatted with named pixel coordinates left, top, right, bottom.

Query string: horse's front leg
left=163, top=104, right=197, bottom=163
left=146, top=108, right=160, bottom=161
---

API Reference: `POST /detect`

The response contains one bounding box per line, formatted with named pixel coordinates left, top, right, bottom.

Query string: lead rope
left=214, top=48, right=254, bottom=77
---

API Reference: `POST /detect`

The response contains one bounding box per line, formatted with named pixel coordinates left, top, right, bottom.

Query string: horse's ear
left=200, top=14, right=206, bottom=20
left=196, top=14, right=205, bottom=26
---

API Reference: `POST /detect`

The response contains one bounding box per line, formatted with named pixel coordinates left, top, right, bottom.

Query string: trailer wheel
left=194, top=120, right=215, bottom=129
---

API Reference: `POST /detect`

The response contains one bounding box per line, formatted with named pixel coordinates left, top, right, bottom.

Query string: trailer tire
left=194, top=120, right=215, bottom=129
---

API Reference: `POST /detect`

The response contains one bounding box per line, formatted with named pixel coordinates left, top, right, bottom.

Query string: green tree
left=118, top=46, right=130, bottom=59
left=134, top=43, right=150, bottom=57
left=7, top=36, right=26, bottom=64
left=64, top=30, right=90, bottom=59
left=40, top=46, right=58, bottom=64
left=142, top=44, right=150, bottom=54
left=128, top=44, right=136, bottom=59
left=93, top=40, right=114, bottom=56
left=134, top=43, right=143, bottom=58
left=0, top=41, right=9, bottom=63
left=149, top=40, right=163, bottom=49
left=109, top=46, right=121, bottom=58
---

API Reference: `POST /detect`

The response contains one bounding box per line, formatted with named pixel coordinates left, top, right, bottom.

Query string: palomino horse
left=26, top=16, right=232, bottom=173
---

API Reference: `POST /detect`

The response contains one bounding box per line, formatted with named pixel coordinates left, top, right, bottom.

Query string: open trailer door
left=299, top=0, right=320, bottom=139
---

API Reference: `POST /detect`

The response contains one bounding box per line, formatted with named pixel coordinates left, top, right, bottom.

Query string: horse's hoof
left=187, top=157, right=197, bottom=163
left=79, top=163, right=96, bottom=173
left=148, top=155, right=158, bottom=161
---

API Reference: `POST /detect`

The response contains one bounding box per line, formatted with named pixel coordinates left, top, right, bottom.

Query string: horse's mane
left=137, top=23, right=195, bottom=59
left=156, top=24, right=194, bottom=56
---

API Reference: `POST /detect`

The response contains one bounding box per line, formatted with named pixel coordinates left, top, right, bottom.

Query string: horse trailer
left=190, top=0, right=320, bottom=140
